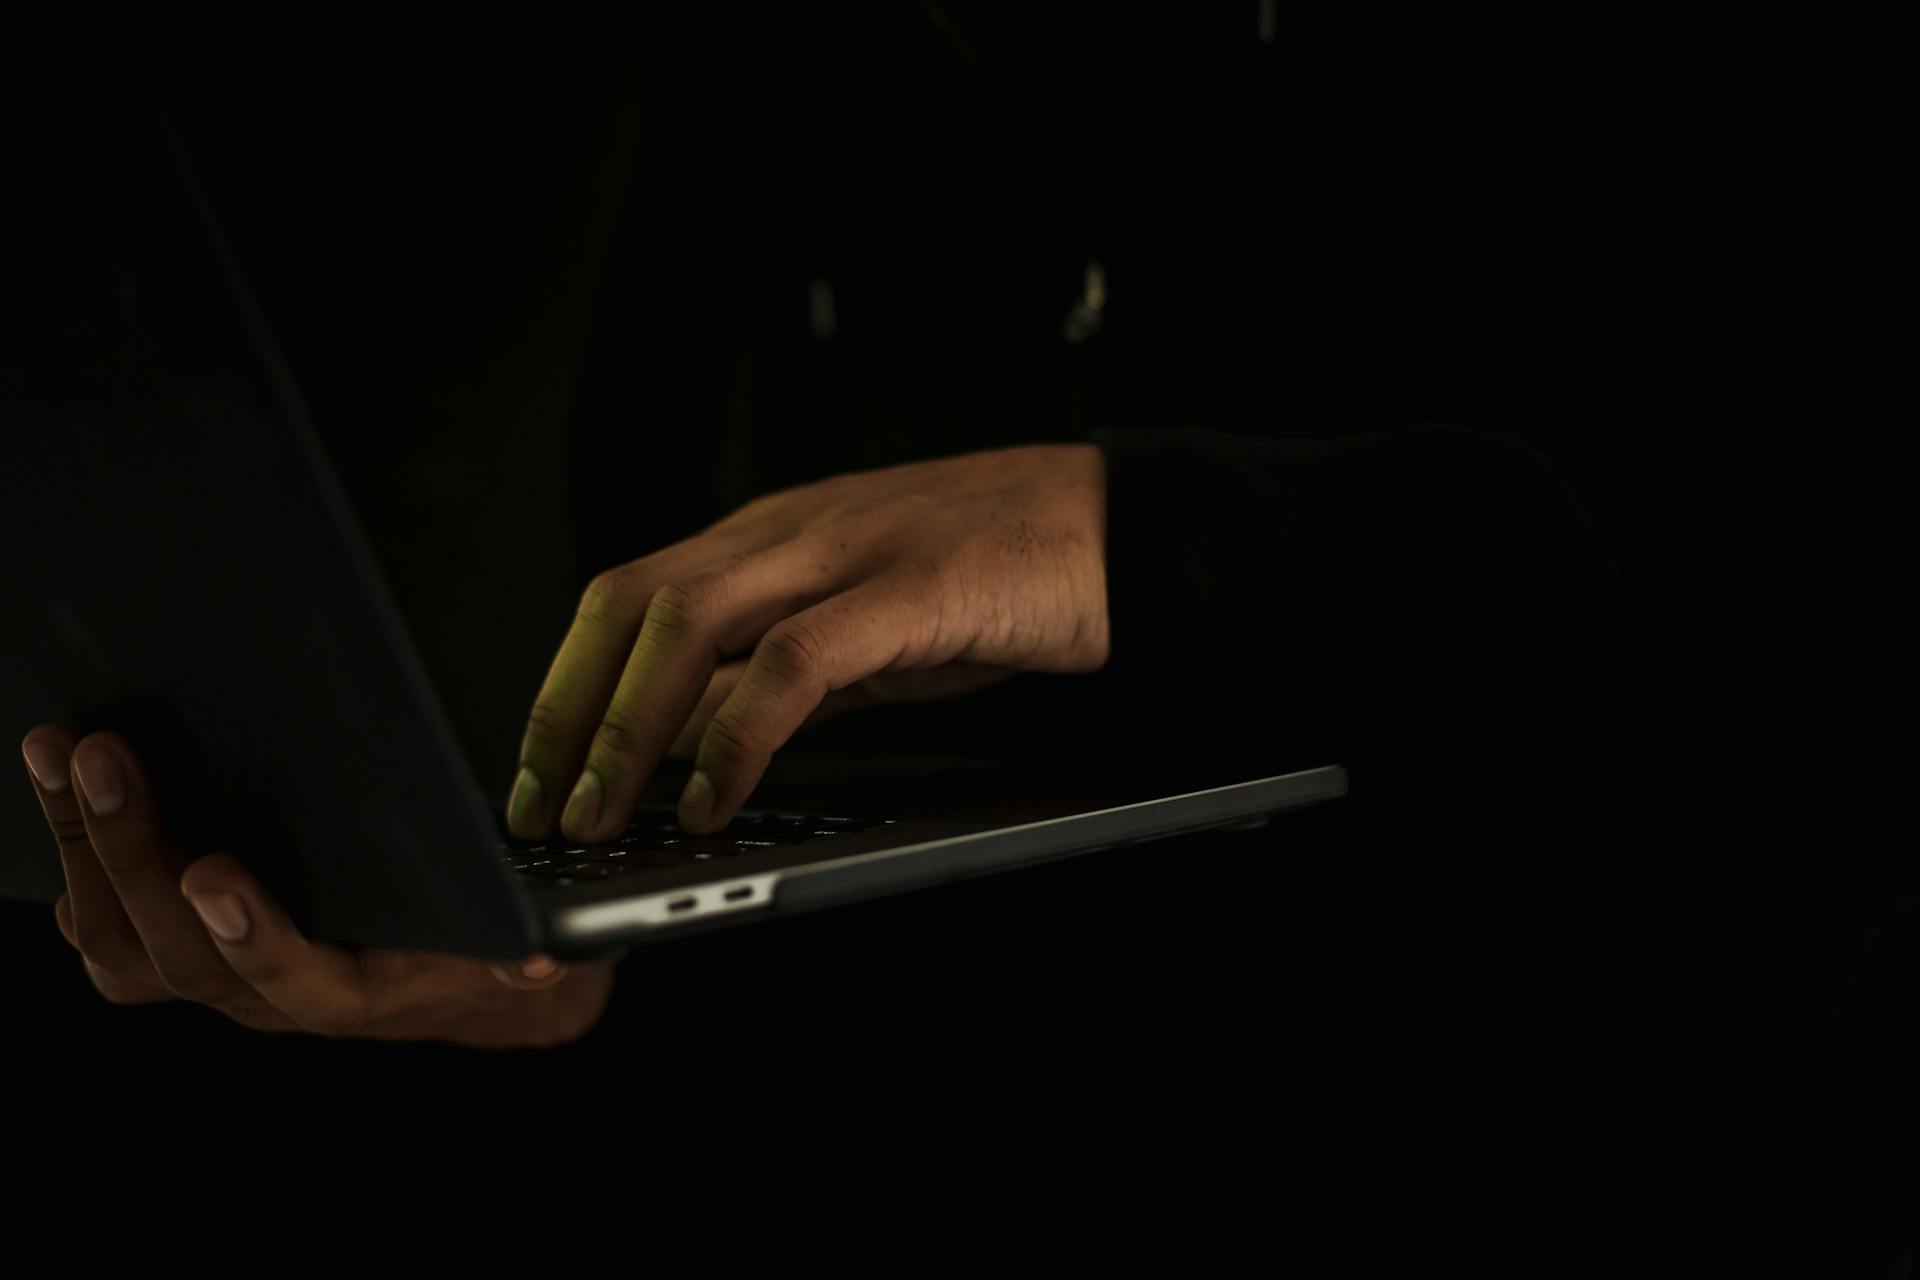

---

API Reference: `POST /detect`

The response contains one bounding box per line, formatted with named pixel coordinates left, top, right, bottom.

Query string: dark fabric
left=1089, top=422, right=1680, bottom=816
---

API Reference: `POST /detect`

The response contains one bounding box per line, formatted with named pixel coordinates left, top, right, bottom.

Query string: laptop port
left=668, top=896, right=697, bottom=913
left=723, top=885, right=754, bottom=902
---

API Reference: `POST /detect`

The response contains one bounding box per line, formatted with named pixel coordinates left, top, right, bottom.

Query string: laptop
left=0, top=37, right=1347, bottom=962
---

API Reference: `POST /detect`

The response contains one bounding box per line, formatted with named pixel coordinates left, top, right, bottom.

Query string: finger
left=510, top=533, right=764, bottom=840
left=489, top=954, right=572, bottom=992
left=70, top=732, right=262, bottom=1012
left=22, top=726, right=160, bottom=987
left=561, top=539, right=848, bottom=843
left=59, top=885, right=175, bottom=1006
left=179, top=853, right=485, bottom=1037
left=680, top=582, right=923, bottom=832
left=668, top=662, right=745, bottom=760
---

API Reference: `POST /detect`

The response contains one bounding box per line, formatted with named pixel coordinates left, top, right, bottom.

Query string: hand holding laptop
left=508, top=442, right=1111, bottom=845
left=19, top=726, right=613, bottom=1046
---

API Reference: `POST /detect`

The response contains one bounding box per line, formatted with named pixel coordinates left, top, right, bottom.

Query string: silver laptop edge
left=549, top=765, right=1348, bottom=946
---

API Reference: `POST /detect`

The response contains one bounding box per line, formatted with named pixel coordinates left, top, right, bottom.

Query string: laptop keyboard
left=495, top=807, right=896, bottom=889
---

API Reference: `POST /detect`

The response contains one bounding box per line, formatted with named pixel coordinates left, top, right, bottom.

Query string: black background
left=5, top=3, right=1910, bottom=1266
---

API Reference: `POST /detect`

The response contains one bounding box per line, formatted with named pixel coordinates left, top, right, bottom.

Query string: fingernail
left=521, top=955, right=557, bottom=979
left=187, top=892, right=250, bottom=943
left=561, top=768, right=603, bottom=833
left=679, top=769, right=715, bottom=832
left=22, top=741, right=68, bottom=793
left=506, top=766, right=544, bottom=834
left=73, top=747, right=125, bottom=816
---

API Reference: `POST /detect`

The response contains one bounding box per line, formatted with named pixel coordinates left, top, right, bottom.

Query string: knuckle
left=521, top=699, right=569, bottom=746
left=592, top=703, right=649, bottom=757
left=702, top=709, right=762, bottom=765
left=758, top=620, right=827, bottom=685
left=44, top=806, right=91, bottom=852
left=646, top=578, right=719, bottom=640
left=576, top=569, right=635, bottom=625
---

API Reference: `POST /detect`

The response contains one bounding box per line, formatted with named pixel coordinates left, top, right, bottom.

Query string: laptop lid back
left=0, top=23, right=536, bottom=958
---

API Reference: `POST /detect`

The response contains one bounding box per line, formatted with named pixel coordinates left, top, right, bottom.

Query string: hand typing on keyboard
left=19, top=726, right=614, bottom=1046
left=506, top=444, right=1109, bottom=844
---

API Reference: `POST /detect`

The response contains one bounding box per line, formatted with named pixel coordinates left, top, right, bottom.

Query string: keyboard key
left=615, top=847, right=703, bottom=870
left=714, top=824, right=814, bottom=845
left=777, top=821, right=876, bottom=840
left=520, top=859, right=638, bottom=880
left=673, top=836, right=786, bottom=855
left=584, top=864, right=634, bottom=878
left=563, top=846, right=642, bottom=863
left=620, top=819, right=685, bottom=840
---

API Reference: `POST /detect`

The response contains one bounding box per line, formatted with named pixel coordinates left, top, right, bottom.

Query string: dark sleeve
left=1086, top=423, right=1702, bottom=835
